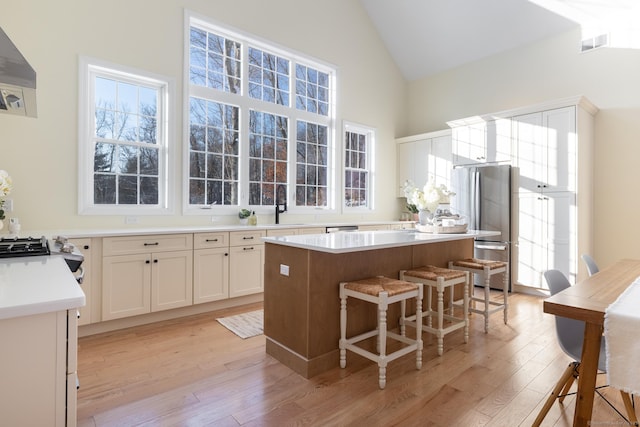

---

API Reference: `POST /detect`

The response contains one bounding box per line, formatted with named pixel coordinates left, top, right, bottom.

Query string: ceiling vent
left=581, top=33, right=609, bottom=53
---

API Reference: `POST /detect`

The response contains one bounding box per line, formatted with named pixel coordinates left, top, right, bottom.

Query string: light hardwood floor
left=77, top=292, right=636, bottom=426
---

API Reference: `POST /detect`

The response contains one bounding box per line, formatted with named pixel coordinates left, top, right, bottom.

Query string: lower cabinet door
left=151, top=250, right=193, bottom=311
left=229, top=244, right=264, bottom=297
left=193, top=247, right=229, bottom=303
left=102, top=253, right=152, bottom=321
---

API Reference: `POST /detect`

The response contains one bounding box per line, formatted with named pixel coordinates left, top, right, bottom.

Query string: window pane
left=118, top=175, right=138, bottom=204
left=94, top=142, right=116, bottom=172
left=118, top=145, right=138, bottom=174
left=190, top=28, right=243, bottom=95
left=247, top=46, right=290, bottom=106
left=295, top=63, right=329, bottom=117
left=140, top=147, right=158, bottom=175
left=94, top=174, right=116, bottom=204
left=140, top=177, right=158, bottom=204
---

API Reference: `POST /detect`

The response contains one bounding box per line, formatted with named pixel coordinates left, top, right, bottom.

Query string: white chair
left=339, top=276, right=423, bottom=389
left=581, top=253, right=600, bottom=276
left=532, top=269, right=638, bottom=426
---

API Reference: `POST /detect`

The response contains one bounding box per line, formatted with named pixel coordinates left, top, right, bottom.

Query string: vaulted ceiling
left=360, top=0, right=637, bottom=81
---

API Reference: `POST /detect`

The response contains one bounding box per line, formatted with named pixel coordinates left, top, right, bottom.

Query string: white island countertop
left=0, top=256, right=86, bottom=320
left=263, top=229, right=500, bottom=254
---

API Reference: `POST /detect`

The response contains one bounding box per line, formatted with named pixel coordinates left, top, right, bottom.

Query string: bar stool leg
left=436, top=277, right=445, bottom=356
left=463, top=271, right=469, bottom=343
left=416, top=291, right=423, bottom=369
left=339, top=288, right=347, bottom=369
left=503, top=267, right=509, bottom=324
left=378, top=302, right=388, bottom=389
left=483, top=266, right=490, bottom=333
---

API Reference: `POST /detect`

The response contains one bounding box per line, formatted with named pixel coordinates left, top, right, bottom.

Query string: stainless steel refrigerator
left=450, top=164, right=512, bottom=290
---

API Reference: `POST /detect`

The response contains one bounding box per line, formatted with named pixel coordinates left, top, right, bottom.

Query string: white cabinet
left=229, top=230, right=266, bottom=298
left=513, top=191, right=575, bottom=288
left=513, top=107, right=576, bottom=193
left=449, top=118, right=511, bottom=165
left=102, top=234, right=193, bottom=321
left=510, top=100, right=596, bottom=287
left=0, top=310, right=77, bottom=426
left=396, top=129, right=452, bottom=196
left=193, top=232, right=229, bottom=304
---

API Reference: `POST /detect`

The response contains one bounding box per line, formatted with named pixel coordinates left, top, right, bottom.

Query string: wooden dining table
left=543, top=258, right=640, bottom=426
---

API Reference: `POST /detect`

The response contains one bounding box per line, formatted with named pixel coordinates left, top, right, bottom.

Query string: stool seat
left=451, top=258, right=507, bottom=270
left=340, top=276, right=423, bottom=389
left=400, top=266, right=469, bottom=356
left=344, top=276, right=420, bottom=297
left=403, top=265, right=467, bottom=281
left=449, top=258, right=509, bottom=333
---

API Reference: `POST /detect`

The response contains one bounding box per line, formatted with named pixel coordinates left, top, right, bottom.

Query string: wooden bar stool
left=448, top=258, right=508, bottom=333
left=400, top=266, right=469, bottom=356
left=339, top=276, right=423, bottom=389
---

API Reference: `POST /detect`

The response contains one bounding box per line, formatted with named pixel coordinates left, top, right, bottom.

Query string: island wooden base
left=264, top=238, right=473, bottom=378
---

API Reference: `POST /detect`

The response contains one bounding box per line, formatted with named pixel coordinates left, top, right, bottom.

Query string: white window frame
left=78, top=56, right=174, bottom=215
left=342, top=121, right=375, bottom=212
left=183, top=11, right=337, bottom=216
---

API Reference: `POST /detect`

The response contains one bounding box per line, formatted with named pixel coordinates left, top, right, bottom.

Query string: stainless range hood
left=0, top=27, right=36, bottom=117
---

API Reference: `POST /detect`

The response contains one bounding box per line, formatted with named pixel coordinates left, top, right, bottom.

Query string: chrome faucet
left=275, top=184, right=287, bottom=224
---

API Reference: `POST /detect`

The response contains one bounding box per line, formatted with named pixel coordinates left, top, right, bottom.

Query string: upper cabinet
left=512, top=106, right=576, bottom=193
left=396, top=129, right=452, bottom=196
left=448, top=117, right=511, bottom=166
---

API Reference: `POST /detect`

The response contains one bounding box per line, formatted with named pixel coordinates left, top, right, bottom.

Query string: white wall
left=406, top=27, right=640, bottom=268
left=0, top=0, right=406, bottom=232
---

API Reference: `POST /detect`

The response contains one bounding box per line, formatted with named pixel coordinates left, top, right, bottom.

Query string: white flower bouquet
left=0, top=170, right=13, bottom=220
left=402, top=178, right=455, bottom=213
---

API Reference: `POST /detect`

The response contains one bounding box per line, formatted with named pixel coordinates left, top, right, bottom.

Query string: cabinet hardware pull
left=154, top=259, right=158, bottom=263
left=206, top=238, right=218, bottom=242
left=146, top=260, right=150, bottom=264
left=225, top=253, right=229, bottom=256
left=243, top=247, right=254, bottom=251
left=243, top=236, right=254, bottom=240
left=84, top=245, right=90, bottom=250
left=144, top=242, right=159, bottom=246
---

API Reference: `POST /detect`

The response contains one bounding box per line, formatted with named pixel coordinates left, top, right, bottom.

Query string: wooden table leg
left=573, top=321, right=603, bottom=427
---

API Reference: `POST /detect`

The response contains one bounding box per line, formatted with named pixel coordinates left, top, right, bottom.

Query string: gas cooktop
left=0, top=236, right=50, bottom=258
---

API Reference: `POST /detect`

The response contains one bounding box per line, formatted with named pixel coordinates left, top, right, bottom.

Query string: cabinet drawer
left=266, top=228, right=299, bottom=237
left=230, top=230, right=266, bottom=247
left=194, top=232, right=229, bottom=249
left=103, top=234, right=193, bottom=256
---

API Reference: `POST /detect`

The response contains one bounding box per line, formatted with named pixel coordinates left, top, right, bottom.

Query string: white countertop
left=0, top=256, right=86, bottom=320
left=262, top=229, right=501, bottom=253
left=19, top=221, right=410, bottom=239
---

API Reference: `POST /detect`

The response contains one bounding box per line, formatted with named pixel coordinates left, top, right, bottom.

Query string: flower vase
left=418, top=209, right=433, bottom=225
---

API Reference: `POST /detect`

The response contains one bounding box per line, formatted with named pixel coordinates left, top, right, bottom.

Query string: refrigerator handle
left=475, top=242, right=508, bottom=251
left=472, top=170, right=481, bottom=229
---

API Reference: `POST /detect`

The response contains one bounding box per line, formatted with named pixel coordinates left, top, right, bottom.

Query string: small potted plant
left=238, top=208, right=251, bottom=225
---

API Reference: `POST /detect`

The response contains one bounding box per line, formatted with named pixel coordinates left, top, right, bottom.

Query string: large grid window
left=79, top=58, right=171, bottom=214
left=344, top=123, right=374, bottom=209
left=187, top=16, right=334, bottom=212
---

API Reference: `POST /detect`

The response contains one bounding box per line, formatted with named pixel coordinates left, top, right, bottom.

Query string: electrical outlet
left=125, top=216, right=138, bottom=224
left=3, top=199, right=13, bottom=212
left=280, top=264, right=290, bottom=276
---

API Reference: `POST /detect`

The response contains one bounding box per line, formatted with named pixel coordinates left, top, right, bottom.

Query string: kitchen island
left=263, top=229, right=499, bottom=378
left=0, top=256, right=85, bottom=426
